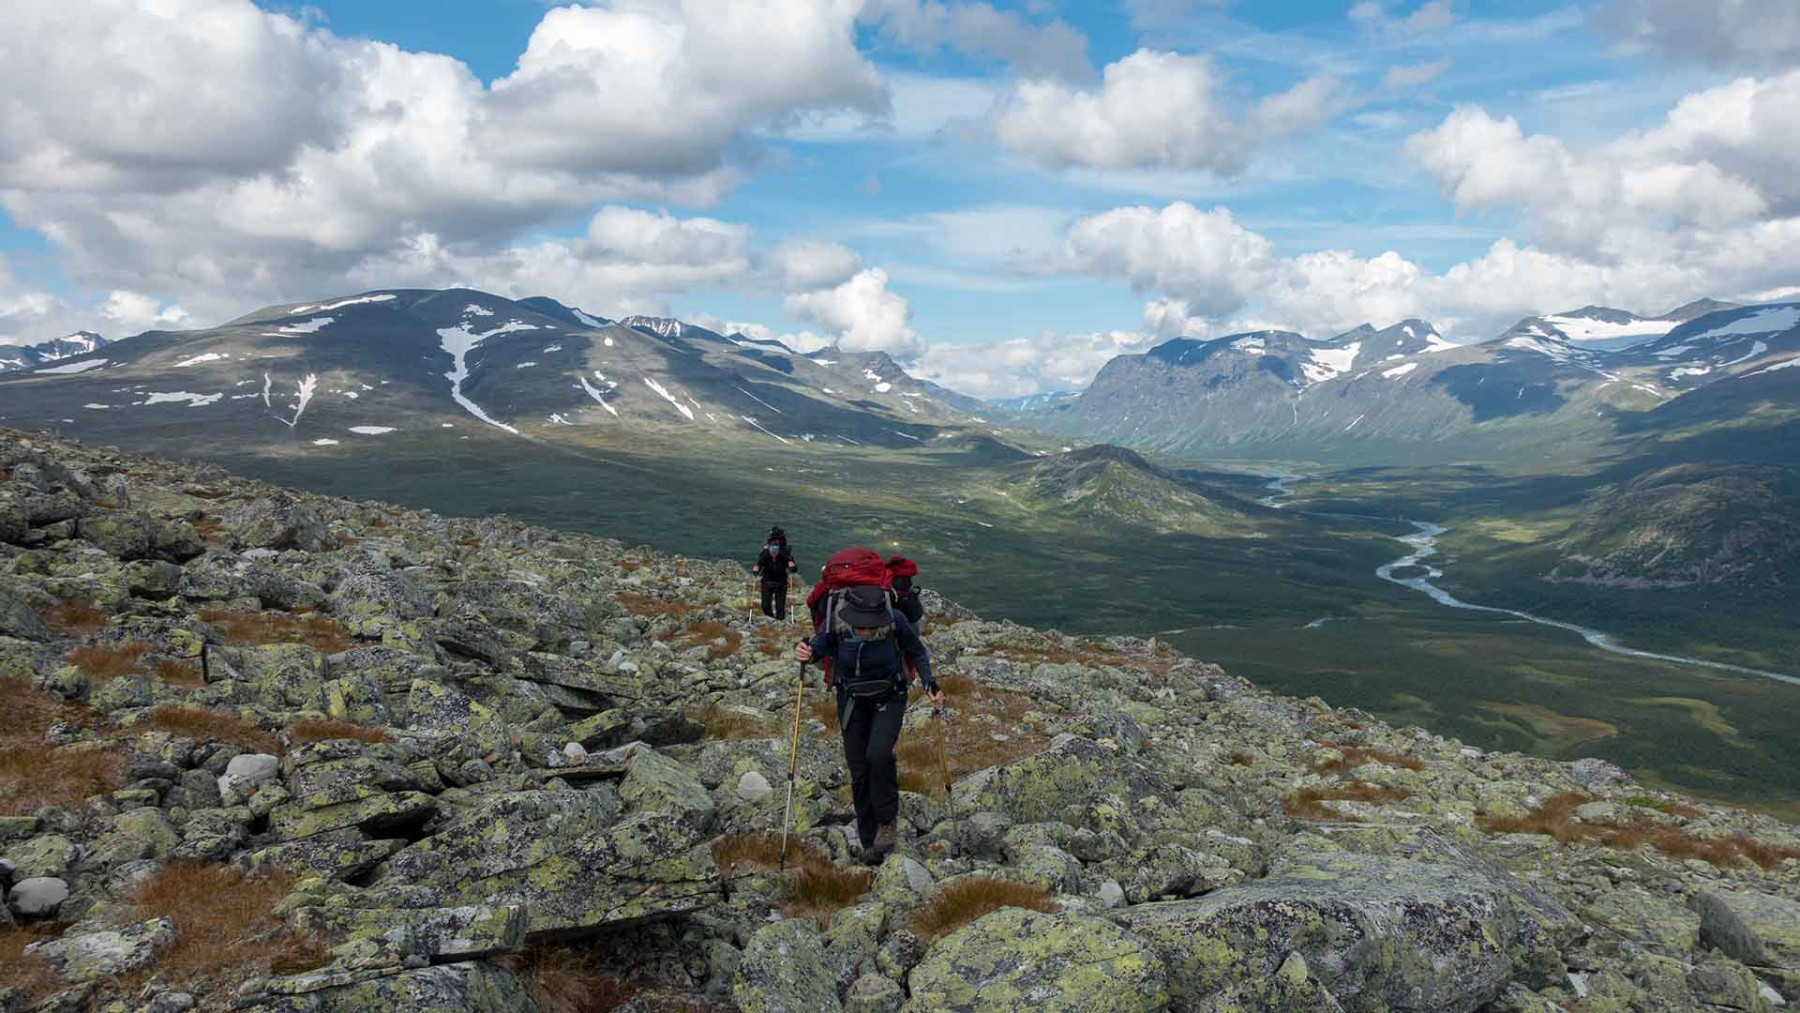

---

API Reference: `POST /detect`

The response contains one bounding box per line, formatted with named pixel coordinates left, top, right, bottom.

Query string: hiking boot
left=866, top=823, right=896, bottom=864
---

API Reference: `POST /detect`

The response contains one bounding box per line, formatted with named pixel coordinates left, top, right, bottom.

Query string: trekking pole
left=779, top=657, right=808, bottom=872
left=936, top=702, right=954, bottom=823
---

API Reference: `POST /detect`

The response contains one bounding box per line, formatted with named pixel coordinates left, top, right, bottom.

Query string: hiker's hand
left=795, top=642, right=814, bottom=663
left=927, top=687, right=945, bottom=710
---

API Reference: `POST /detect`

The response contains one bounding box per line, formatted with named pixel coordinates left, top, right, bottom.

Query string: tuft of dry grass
left=783, top=862, right=876, bottom=925
left=190, top=516, right=229, bottom=544
left=38, top=599, right=108, bottom=637
left=1284, top=783, right=1414, bottom=822
left=1626, top=795, right=1706, bottom=820
left=125, top=863, right=330, bottom=986
left=154, top=658, right=206, bottom=689
left=910, top=878, right=1057, bottom=941
left=1481, top=793, right=1800, bottom=870
left=896, top=675, right=1055, bottom=792
left=501, top=947, right=634, bottom=1013
left=692, top=705, right=774, bottom=741
left=709, top=832, right=873, bottom=924
left=1226, top=750, right=1255, bottom=767
left=287, top=717, right=392, bottom=745
left=0, top=679, right=121, bottom=815
left=613, top=591, right=694, bottom=619
left=145, top=706, right=282, bottom=755
left=675, top=620, right=743, bottom=661
left=0, top=923, right=64, bottom=1005
left=1312, top=746, right=1426, bottom=776
left=64, top=641, right=151, bottom=686
left=710, top=832, right=825, bottom=879
left=198, top=609, right=356, bottom=654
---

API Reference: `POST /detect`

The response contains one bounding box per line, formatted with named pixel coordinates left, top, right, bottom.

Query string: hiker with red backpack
left=885, top=555, right=924, bottom=626
left=796, top=547, right=941, bottom=865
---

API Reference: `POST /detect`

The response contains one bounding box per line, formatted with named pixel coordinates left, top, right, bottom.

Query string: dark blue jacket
left=808, top=612, right=934, bottom=696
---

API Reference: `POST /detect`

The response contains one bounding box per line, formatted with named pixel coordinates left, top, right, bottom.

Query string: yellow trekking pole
left=779, top=657, right=808, bottom=872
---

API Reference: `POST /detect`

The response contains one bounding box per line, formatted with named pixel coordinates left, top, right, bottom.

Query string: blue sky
left=1, top=0, right=1795, bottom=395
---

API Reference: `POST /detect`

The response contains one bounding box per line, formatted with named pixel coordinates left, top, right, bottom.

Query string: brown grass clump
left=501, top=947, right=634, bottom=1013
left=0, top=680, right=121, bottom=815
left=287, top=717, right=392, bottom=745
left=710, top=832, right=826, bottom=879
left=190, top=516, right=228, bottom=544
left=784, top=863, right=876, bottom=925
left=38, top=599, right=108, bottom=637
left=64, top=641, right=151, bottom=686
left=613, top=591, right=696, bottom=619
left=197, top=609, right=356, bottom=654
left=0, top=923, right=63, bottom=1005
left=895, top=675, right=1055, bottom=793
left=145, top=706, right=282, bottom=755
left=1312, top=746, right=1426, bottom=776
left=708, top=832, right=873, bottom=924
left=676, top=620, right=743, bottom=661
left=1480, top=793, right=1800, bottom=870
left=125, top=863, right=330, bottom=987
left=1285, top=783, right=1414, bottom=822
left=750, top=620, right=811, bottom=658
left=1626, top=795, right=1706, bottom=820
left=153, top=658, right=206, bottom=689
left=1227, top=750, right=1255, bottom=767
left=910, top=878, right=1057, bottom=941
left=692, top=705, right=775, bottom=741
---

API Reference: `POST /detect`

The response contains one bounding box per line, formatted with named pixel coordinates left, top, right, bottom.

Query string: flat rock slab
left=26, top=917, right=175, bottom=982
left=1118, top=849, right=1562, bottom=1013
left=904, top=907, right=1169, bottom=1013
left=268, top=787, right=437, bottom=842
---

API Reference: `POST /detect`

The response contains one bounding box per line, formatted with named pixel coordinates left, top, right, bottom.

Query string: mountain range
left=1023, top=300, right=1800, bottom=466
left=0, top=290, right=992, bottom=453
left=0, top=331, right=107, bottom=374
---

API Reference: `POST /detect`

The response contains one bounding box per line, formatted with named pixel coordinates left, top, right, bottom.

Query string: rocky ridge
left=1, top=425, right=1797, bottom=1013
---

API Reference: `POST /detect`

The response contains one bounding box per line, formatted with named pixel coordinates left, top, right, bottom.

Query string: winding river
left=1376, top=521, right=1800, bottom=688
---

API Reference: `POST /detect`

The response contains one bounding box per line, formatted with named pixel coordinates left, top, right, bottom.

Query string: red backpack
left=806, top=546, right=893, bottom=686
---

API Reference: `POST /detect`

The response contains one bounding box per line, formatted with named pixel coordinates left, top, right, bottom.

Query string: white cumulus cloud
left=783, top=268, right=922, bottom=357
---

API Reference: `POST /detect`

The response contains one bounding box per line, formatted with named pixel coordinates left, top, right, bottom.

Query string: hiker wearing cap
left=796, top=580, right=941, bottom=865
left=753, top=527, right=798, bottom=620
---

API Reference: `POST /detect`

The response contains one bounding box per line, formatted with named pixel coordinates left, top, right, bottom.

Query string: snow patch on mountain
left=1302, top=342, right=1360, bottom=385
left=1689, top=306, right=1800, bottom=341
left=463, top=304, right=494, bottom=317
left=1539, top=314, right=1668, bottom=343
left=1382, top=362, right=1419, bottom=379
left=348, top=426, right=395, bottom=435
left=174, top=353, right=227, bottom=368
left=578, top=375, right=620, bottom=416
left=278, top=317, right=334, bottom=335
left=290, top=294, right=395, bottom=314
left=35, top=358, right=108, bottom=374
left=573, top=309, right=608, bottom=329
left=642, top=377, right=695, bottom=420
left=1747, top=356, right=1800, bottom=377
left=437, top=322, right=533, bottom=435
left=140, top=391, right=222, bottom=407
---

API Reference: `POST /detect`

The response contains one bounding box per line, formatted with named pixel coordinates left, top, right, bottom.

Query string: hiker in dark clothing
left=753, top=527, right=798, bottom=620
left=885, top=555, right=925, bottom=626
left=795, top=585, right=941, bottom=864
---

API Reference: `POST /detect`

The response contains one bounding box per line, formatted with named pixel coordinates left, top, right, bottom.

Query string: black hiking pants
left=836, top=690, right=907, bottom=848
left=760, top=580, right=788, bottom=620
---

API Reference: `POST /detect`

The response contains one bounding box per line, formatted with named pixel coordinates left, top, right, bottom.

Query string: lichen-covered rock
left=844, top=974, right=905, bottom=1013
left=75, top=513, right=158, bottom=561
left=268, top=786, right=437, bottom=841
left=0, top=582, right=49, bottom=642
left=1697, top=889, right=1800, bottom=996
left=246, top=833, right=408, bottom=882
left=223, top=494, right=333, bottom=552
left=26, top=917, right=175, bottom=982
left=273, top=959, right=540, bottom=1012
left=375, top=796, right=713, bottom=936
left=733, top=919, right=842, bottom=1013
left=294, top=903, right=527, bottom=962
left=619, top=747, right=715, bottom=832
left=1118, top=849, right=1567, bottom=1013
left=86, top=808, right=181, bottom=867
left=904, top=907, right=1169, bottom=1013
left=5, top=834, right=79, bottom=879
left=956, top=734, right=1173, bottom=836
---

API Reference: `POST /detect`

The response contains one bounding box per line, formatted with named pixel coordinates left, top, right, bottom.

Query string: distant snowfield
left=1690, top=306, right=1800, bottom=341
left=1382, top=362, right=1419, bottom=379
left=643, top=377, right=695, bottom=420
left=312, top=438, right=340, bottom=446
left=578, top=375, right=620, bottom=417
left=574, top=309, right=607, bottom=329
left=290, top=294, right=396, bottom=314
left=348, top=426, right=395, bottom=435
left=437, top=321, right=535, bottom=435
left=1748, top=356, right=1800, bottom=377
left=278, top=317, right=334, bottom=335
left=1540, top=314, right=1668, bottom=343
left=140, top=391, right=221, bottom=407
left=36, top=358, right=108, bottom=374
left=1302, top=341, right=1360, bottom=384
left=174, top=352, right=227, bottom=368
